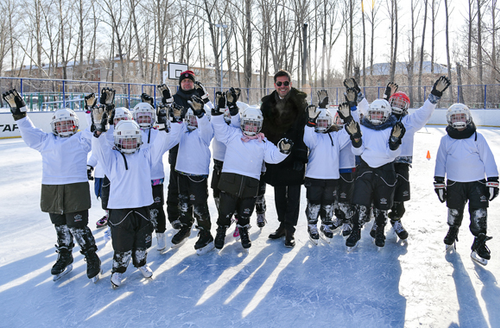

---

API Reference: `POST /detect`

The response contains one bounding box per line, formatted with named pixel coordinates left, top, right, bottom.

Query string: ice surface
left=0, top=127, right=499, bottom=327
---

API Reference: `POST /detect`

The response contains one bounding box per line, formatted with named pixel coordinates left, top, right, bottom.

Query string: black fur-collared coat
left=260, top=87, right=308, bottom=187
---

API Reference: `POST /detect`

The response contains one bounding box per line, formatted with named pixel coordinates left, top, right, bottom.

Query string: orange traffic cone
left=426, top=150, right=431, bottom=160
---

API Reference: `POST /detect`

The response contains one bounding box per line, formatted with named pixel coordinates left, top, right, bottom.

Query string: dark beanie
left=179, top=70, right=195, bottom=84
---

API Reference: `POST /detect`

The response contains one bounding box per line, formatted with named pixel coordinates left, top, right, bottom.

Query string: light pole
left=215, top=23, right=227, bottom=91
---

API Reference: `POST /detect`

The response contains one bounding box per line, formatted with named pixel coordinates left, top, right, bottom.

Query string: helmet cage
left=132, top=103, right=155, bottom=128
left=389, top=92, right=410, bottom=115
left=368, top=99, right=391, bottom=125
left=113, top=107, right=133, bottom=126
left=185, top=109, right=198, bottom=131
left=446, top=103, right=472, bottom=129
left=315, top=108, right=333, bottom=133
left=240, top=106, right=263, bottom=136
left=113, top=120, right=142, bottom=154
left=51, top=108, right=79, bottom=137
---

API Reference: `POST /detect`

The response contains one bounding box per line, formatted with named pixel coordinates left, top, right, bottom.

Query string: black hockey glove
left=92, top=105, right=108, bottom=133
left=487, top=177, right=499, bottom=201
left=157, top=104, right=170, bottom=131
left=226, top=87, right=240, bottom=116
left=188, top=95, right=205, bottom=118
left=100, top=87, right=116, bottom=107
left=213, top=91, right=226, bottom=116
left=337, top=102, right=352, bottom=123
left=431, top=76, right=451, bottom=97
left=278, top=137, right=294, bottom=155
left=389, top=121, right=406, bottom=151
left=344, top=89, right=358, bottom=108
left=434, top=177, right=447, bottom=203
left=317, top=90, right=329, bottom=108
left=2, top=89, right=27, bottom=120
left=345, top=120, right=362, bottom=148
left=194, top=81, right=210, bottom=103
left=141, top=93, right=154, bottom=107
left=157, top=84, right=173, bottom=105
left=170, top=103, right=187, bottom=122
left=343, top=78, right=361, bottom=94
left=383, top=82, right=398, bottom=100
left=84, top=93, right=97, bottom=113
left=87, top=165, right=94, bottom=180
left=306, top=105, right=319, bottom=127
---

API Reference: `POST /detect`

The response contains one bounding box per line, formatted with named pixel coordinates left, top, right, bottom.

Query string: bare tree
left=418, top=0, right=428, bottom=102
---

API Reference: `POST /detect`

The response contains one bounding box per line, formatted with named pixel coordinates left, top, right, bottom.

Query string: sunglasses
left=275, top=81, right=290, bottom=87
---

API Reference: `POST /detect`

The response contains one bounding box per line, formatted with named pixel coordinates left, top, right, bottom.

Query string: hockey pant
left=390, top=163, right=410, bottom=222
left=217, top=192, right=256, bottom=227
left=50, top=210, right=97, bottom=254
left=304, top=177, right=338, bottom=225
left=211, top=159, right=224, bottom=210
left=177, top=174, right=211, bottom=232
left=150, top=183, right=166, bottom=233
left=446, top=180, right=489, bottom=236
left=255, top=177, right=267, bottom=215
left=274, top=184, right=301, bottom=234
left=108, top=206, right=154, bottom=273
left=166, top=163, right=181, bottom=224
left=335, top=171, right=355, bottom=225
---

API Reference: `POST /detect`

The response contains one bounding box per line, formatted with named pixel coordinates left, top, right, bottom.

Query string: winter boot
left=138, top=264, right=153, bottom=278
left=256, top=213, right=266, bottom=228
left=308, top=224, right=320, bottom=244
left=284, top=230, right=295, bottom=248
left=171, top=224, right=192, bottom=246
left=51, top=245, right=74, bottom=276
left=214, top=226, right=227, bottom=250
left=195, top=229, right=214, bottom=254
left=444, top=226, right=459, bottom=246
left=269, top=224, right=286, bottom=239
left=471, top=233, right=493, bottom=265
left=391, top=219, right=408, bottom=240
left=156, top=232, right=166, bottom=251
left=239, top=225, right=252, bottom=249
left=81, top=245, right=101, bottom=280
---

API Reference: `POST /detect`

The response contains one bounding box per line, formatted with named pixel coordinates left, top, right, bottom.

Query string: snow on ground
left=0, top=126, right=499, bottom=328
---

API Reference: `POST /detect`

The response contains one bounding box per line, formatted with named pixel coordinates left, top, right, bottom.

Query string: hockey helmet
left=332, top=107, right=344, bottom=130
left=132, top=102, right=155, bottom=128
left=389, top=91, right=410, bottom=115
left=315, top=107, right=334, bottom=133
left=51, top=108, right=79, bottom=137
left=113, top=120, right=142, bottom=154
left=113, top=107, right=133, bottom=126
left=367, top=99, right=391, bottom=125
left=240, top=106, right=263, bottom=136
left=446, top=103, right=472, bottom=129
left=184, top=108, right=198, bottom=131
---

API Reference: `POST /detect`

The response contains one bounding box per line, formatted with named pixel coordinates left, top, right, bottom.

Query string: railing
left=2, top=76, right=500, bottom=111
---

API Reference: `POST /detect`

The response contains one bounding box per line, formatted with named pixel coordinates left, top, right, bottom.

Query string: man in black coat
left=260, top=69, right=308, bottom=247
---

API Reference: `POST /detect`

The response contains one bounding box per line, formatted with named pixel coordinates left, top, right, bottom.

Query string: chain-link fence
left=2, top=76, right=500, bottom=111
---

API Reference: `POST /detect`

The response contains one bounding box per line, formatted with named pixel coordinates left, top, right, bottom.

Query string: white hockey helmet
left=184, top=108, right=198, bottom=131
left=240, top=105, right=263, bottom=136
left=367, top=99, right=391, bottom=125
left=446, top=103, right=472, bottom=129
left=132, top=102, right=155, bottom=128
left=315, top=107, right=334, bottom=133
left=113, top=120, right=142, bottom=154
left=50, top=108, right=79, bottom=137
left=113, top=107, right=133, bottom=126
left=389, top=91, right=410, bottom=115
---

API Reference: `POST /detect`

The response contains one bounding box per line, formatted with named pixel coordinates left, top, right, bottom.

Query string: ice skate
left=330, top=217, right=343, bottom=231
left=195, top=229, right=214, bottom=255
left=231, top=217, right=240, bottom=239
left=391, top=220, right=408, bottom=240
left=111, top=272, right=123, bottom=289
left=342, top=222, right=352, bottom=237
left=82, top=246, right=101, bottom=282
left=239, top=225, right=251, bottom=249
left=444, top=226, right=459, bottom=252
left=256, top=213, right=266, bottom=229
left=374, top=228, right=386, bottom=249
left=308, top=224, right=320, bottom=245
left=138, top=265, right=153, bottom=279
left=171, top=224, right=191, bottom=248
left=96, top=215, right=108, bottom=228
left=51, top=245, right=74, bottom=281
left=320, top=224, right=333, bottom=243
left=369, top=221, right=377, bottom=239
left=346, top=227, right=361, bottom=251
left=214, top=226, right=227, bottom=250
left=156, top=232, right=166, bottom=251
left=470, top=233, right=492, bottom=266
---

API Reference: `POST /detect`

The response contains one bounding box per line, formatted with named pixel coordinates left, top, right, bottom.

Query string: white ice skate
left=111, top=272, right=123, bottom=289
left=138, top=265, right=153, bottom=278
left=308, top=224, right=320, bottom=245
left=470, top=251, right=488, bottom=266
left=156, top=232, right=166, bottom=251
left=52, top=264, right=73, bottom=282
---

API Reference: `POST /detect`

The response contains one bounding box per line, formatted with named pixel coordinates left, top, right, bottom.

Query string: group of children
left=3, top=73, right=498, bottom=289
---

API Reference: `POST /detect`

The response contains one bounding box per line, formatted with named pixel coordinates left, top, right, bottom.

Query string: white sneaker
left=156, top=232, right=166, bottom=251
left=111, top=272, right=123, bottom=289
left=138, top=265, right=153, bottom=279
